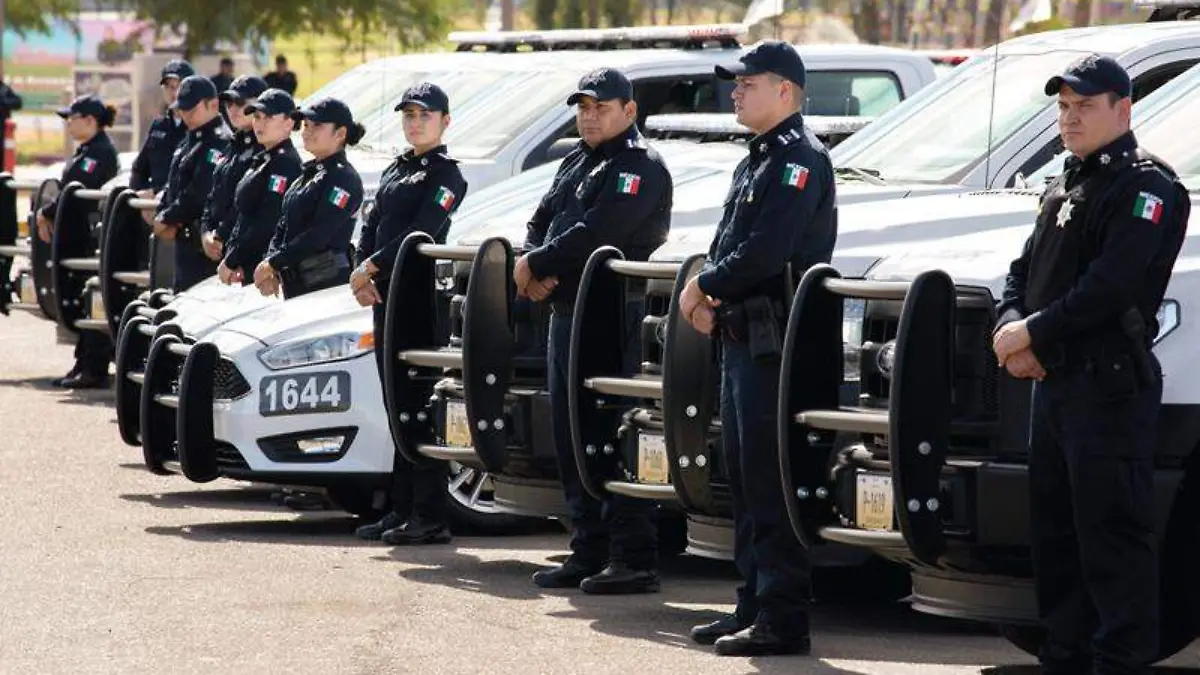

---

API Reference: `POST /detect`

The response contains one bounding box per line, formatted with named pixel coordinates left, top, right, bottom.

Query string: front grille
left=213, top=357, right=251, bottom=400
left=214, top=442, right=249, bottom=471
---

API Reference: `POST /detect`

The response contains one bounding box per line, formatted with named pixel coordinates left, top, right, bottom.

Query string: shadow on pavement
left=982, top=668, right=1200, bottom=674
left=0, top=375, right=115, bottom=408
left=120, top=487, right=294, bottom=514
left=144, top=514, right=369, bottom=546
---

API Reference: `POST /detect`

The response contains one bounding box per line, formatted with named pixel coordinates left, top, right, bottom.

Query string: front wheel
left=446, top=463, right=538, bottom=535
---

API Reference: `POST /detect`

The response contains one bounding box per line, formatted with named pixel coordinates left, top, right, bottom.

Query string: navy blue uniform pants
left=719, top=337, right=812, bottom=633
left=173, top=234, right=216, bottom=293
left=547, top=307, right=657, bottom=570
left=74, top=330, right=113, bottom=377
left=372, top=298, right=449, bottom=525
left=1030, top=360, right=1161, bottom=675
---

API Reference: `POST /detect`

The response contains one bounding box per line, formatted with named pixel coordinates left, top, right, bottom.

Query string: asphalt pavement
left=1, top=309, right=1198, bottom=674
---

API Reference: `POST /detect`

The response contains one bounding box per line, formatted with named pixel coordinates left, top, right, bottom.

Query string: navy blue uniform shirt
left=223, top=138, right=303, bottom=271
left=698, top=112, right=836, bottom=302
left=999, top=131, right=1190, bottom=357
left=356, top=144, right=468, bottom=276
left=266, top=149, right=363, bottom=270
left=129, top=110, right=187, bottom=192
left=201, top=128, right=262, bottom=243
left=156, top=116, right=232, bottom=230
left=524, top=123, right=672, bottom=301
left=39, top=130, right=120, bottom=222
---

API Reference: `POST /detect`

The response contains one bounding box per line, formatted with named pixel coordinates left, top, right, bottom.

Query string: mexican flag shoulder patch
left=80, top=157, right=98, bottom=173
left=1132, top=191, right=1163, bottom=224
left=329, top=186, right=352, bottom=209
left=783, top=163, right=809, bottom=189
left=434, top=186, right=456, bottom=211
left=268, top=175, right=288, bottom=194
left=206, top=148, right=224, bottom=165
left=616, top=172, right=641, bottom=195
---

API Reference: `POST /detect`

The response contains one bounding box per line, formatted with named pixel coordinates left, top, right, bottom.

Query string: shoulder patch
left=617, top=172, right=641, bottom=195
left=206, top=148, right=224, bottom=165
left=1133, top=191, right=1163, bottom=224
left=434, top=186, right=457, bottom=211
left=80, top=157, right=98, bottom=174
left=268, top=175, right=289, bottom=194
left=782, top=163, right=809, bottom=190
left=329, top=186, right=352, bottom=209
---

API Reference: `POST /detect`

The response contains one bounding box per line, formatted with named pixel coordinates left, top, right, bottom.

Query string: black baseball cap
left=171, top=75, right=218, bottom=111
left=56, top=93, right=107, bottom=120
left=244, top=88, right=297, bottom=116
left=221, top=75, right=268, bottom=103
left=567, top=68, right=634, bottom=106
left=395, top=82, right=450, bottom=113
left=292, top=97, right=354, bottom=128
left=716, top=40, right=807, bottom=89
left=1044, top=54, right=1131, bottom=98
left=160, top=59, right=195, bottom=84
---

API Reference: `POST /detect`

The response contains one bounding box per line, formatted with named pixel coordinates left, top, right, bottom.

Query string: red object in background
left=2, top=119, right=15, bottom=172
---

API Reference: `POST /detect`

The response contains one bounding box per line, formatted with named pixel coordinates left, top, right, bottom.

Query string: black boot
left=354, top=511, right=408, bottom=541
left=381, top=517, right=452, bottom=545
left=531, top=556, right=603, bottom=589
left=690, top=614, right=751, bottom=645
left=579, top=562, right=660, bottom=595
left=714, top=622, right=811, bottom=657
left=58, top=372, right=110, bottom=390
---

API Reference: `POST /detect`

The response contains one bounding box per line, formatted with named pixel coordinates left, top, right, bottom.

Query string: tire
left=326, top=485, right=387, bottom=520
left=445, top=462, right=539, bottom=535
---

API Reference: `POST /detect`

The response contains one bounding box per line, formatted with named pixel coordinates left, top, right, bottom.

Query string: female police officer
left=252, top=97, right=364, bottom=299
left=200, top=75, right=269, bottom=264
left=35, top=94, right=120, bottom=388
left=218, top=89, right=303, bottom=285
left=348, top=82, right=468, bottom=546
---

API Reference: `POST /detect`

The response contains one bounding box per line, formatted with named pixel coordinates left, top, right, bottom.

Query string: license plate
left=444, top=400, right=471, bottom=447
left=856, top=474, right=894, bottom=532
left=637, top=433, right=670, bottom=484
left=258, top=371, right=351, bottom=417
left=90, top=290, right=106, bottom=320
left=18, top=273, right=36, bottom=305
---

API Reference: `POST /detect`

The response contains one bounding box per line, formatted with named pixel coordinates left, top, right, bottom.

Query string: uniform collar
left=1066, top=130, right=1137, bottom=173
left=314, top=149, right=347, bottom=171
left=75, top=130, right=108, bottom=154
left=401, top=144, right=454, bottom=166
left=749, top=112, right=805, bottom=160
left=190, top=115, right=225, bottom=139
left=588, top=123, right=645, bottom=159
left=271, top=137, right=295, bottom=156
left=234, top=128, right=258, bottom=148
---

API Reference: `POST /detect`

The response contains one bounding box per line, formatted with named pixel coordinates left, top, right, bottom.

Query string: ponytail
left=345, top=122, right=366, bottom=147
left=100, top=105, right=117, bottom=128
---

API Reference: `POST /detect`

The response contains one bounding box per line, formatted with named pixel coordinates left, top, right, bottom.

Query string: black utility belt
left=1042, top=337, right=1156, bottom=388
left=281, top=250, right=350, bottom=287
left=715, top=296, right=787, bottom=361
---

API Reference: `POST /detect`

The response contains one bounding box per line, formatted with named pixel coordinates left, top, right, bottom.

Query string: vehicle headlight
left=258, top=331, right=375, bottom=370
left=843, top=299, right=865, bottom=382
left=1154, top=299, right=1180, bottom=345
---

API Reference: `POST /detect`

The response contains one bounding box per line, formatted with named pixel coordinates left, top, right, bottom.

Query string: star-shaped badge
left=1100, top=153, right=1110, bottom=165
left=1056, top=198, right=1074, bottom=228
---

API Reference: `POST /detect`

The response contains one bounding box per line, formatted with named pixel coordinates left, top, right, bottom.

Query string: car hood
left=163, top=277, right=279, bottom=338
left=217, top=285, right=370, bottom=344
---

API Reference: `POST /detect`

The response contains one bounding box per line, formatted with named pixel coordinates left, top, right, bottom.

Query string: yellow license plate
left=637, top=433, right=670, bottom=484
left=90, top=290, right=106, bottom=320
left=444, top=400, right=471, bottom=447
left=856, top=474, right=894, bottom=532
left=18, top=274, right=36, bottom=305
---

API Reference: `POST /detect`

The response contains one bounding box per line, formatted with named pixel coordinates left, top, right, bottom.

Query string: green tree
left=534, top=0, right=558, bottom=28
left=4, top=0, right=80, bottom=36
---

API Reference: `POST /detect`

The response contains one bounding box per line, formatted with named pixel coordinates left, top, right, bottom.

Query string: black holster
left=1120, top=308, right=1156, bottom=386
left=716, top=296, right=784, bottom=362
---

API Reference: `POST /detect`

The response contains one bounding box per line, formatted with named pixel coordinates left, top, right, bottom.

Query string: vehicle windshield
left=1027, top=69, right=1200, bottom=191
left=831, top=50, right=1091, bottom=184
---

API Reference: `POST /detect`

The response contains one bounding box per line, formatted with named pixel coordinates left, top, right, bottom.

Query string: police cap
left=171, top=76, right=219, bottom=111
left=56, top=93, right=108, bottom=120
left=394, top=82, right=450, bottom=114
left=244, top=88, right=297, bottom=116
left=160, top=59, right=195, bottom=85
left=715, top=40, right=807, bottom=89
left=292, top=97, right=354, bottom=128
left=1044, top=54, right=1132, bottom=98
left=566, top=68, right=634, bottom=106
left=220, top=75, right=269, bottom=103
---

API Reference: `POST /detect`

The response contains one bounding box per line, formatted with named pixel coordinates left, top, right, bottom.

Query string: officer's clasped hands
left=253, top=259, right=280, bottom=296
left=512, top=254, right=558, bottom=301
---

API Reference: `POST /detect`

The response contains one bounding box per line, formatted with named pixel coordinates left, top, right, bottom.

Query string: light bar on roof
left=645, top=113, right=751, bottom=137
left=805, top=115, right=875, bottom=139
left=449, top=23, right=747, bottom=51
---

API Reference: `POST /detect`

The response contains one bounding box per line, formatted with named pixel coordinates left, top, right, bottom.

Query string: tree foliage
left=4, top=0, right=81, bottom=36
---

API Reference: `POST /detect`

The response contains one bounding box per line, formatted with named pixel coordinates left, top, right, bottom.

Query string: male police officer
left=516, top=68, right=672, bottom=594
left=994, top=55, right=1189, bottom=675
left=679, top=41, right=836, bottom=656
left=154, top=75, right=231, bottom=292
left=130, top=59, right=194, bottom=197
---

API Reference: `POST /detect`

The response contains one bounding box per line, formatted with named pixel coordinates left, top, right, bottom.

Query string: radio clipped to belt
left=717, top=295, right=785, bottom=362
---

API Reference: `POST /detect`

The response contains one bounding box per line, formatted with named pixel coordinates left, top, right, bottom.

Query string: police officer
left=515, top=68, right=671, bottom=594
left=217, top=89, right=303, bottom=286
left=129, top=59, right=194, bottom=197
left=993, top=54, right=1189, bottom=675
left=350, top=82, right=468, bottom=545
left=200, top=75, right=268, bottom=267
left=252, top=98, right=364, bottom=299
left=154, top=75, right=231, bottom=292
left=35, top=94, right=120, bottom=389
left=678, top=42, right=836, bottom=656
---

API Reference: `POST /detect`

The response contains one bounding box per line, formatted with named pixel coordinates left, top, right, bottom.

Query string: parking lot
left=1, top=310, right=1197, bottom=674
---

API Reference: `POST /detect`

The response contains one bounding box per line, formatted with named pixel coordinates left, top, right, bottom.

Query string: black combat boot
left=381, top=517, right=452, bottom=545
left=578, top=562, right=660, bottom=595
